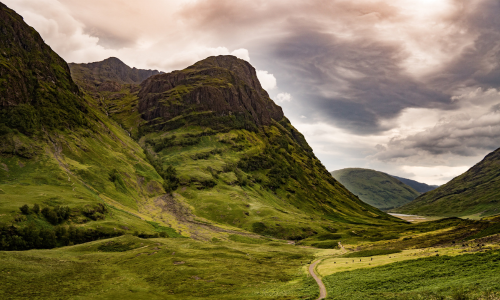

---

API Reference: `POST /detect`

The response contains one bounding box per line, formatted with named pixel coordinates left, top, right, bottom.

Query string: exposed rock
left=69, top=57, right=161, bottom=92
left=138, top=55, right=284, bottom=129
left=98, top=80, right=122, bottom=92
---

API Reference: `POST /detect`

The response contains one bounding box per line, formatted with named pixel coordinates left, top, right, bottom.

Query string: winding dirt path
left=309, top=260, right=327, bottom=300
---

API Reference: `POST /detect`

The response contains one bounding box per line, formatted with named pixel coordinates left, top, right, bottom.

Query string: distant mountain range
left=393, top=147, right=500, bottom=217
left=391, top=175, right=439, bottom=193
left=331, top=168, right=426, bottom=211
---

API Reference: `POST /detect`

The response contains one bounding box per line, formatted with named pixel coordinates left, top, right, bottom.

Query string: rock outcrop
left=69, top=57, right=161, bottom=92
left=138, top=55, right=284, bottom=129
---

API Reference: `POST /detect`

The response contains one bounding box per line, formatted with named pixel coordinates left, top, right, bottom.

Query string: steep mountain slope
left=394, top=148, right=500, bottom=217
left=0, top=3, right=177, bottom=250
left=0, top=4, right=86, bottom=135
left=68, top=57, right=160, bottom=93
left=69, top=58, right=160, bottom=138
left=0, top=1, right=401, bottom=250
left=131, top=56, right=402, bottom=239
left=391, top=175, right=439, bottom=193
left=331, top=168, right=420, bottom=210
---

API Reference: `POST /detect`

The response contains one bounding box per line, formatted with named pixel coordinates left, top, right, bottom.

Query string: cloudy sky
left=6, top=0, right=500, bottom=185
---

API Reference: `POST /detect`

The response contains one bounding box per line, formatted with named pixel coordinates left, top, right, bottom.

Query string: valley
left=1, top=1, right=500, bottom=299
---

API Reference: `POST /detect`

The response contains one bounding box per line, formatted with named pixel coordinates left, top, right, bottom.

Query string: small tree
left=19, top=204, right=30, bottom=215
left=32, top=203, right=40, bottom=214
left=162, top=165, right=180, bottom=194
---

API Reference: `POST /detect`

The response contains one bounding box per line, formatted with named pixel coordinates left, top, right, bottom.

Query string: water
left=388, top=213, right=418, bottom=217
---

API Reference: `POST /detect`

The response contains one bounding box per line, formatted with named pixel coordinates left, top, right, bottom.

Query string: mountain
left=0, top=2, right=170, bottom=250
left=0, top=3, right=86, bottom=136
left=391, top=175, right=439, bottom=193
left=131, top=55, right=402, bottom=239
left=393, top=148, right=500, bottom=217
left=331, top=168, right=421, bottom=210
left=68, top=57, right=161, bottom=93
left=0, top=1, right=401, bottom=252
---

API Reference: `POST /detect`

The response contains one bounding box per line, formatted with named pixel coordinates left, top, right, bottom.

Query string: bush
left=19, top=204, right=30, bottom=215
left=162, top=165, right=180, bottom=194
left=42, top=205, right=71, bottom=224
left=82, top=203, right=107, bottom=221
left=311, top=241, right=339, bottom=249
left=32, top=203, right=40, bottom=214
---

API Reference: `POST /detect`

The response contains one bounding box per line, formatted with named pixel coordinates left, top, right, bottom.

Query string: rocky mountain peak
left=69, top=57, right=161, bottom=91
left=138, top=55, right=284, bottom=130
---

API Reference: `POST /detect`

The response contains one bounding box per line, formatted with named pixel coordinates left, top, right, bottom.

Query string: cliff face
left=138, top=55, right=284, bottom=129
left=0, top=3, right=85, bottom=134
left=69, top=57, right=161, bottom=92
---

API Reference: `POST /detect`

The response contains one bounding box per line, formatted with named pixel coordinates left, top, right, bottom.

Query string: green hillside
left=0, top=1, right=402, bottom=252
left=0, top=2, right=176, bottom=250
left=126, top=55, right=401, bottom=240
left=393, top=148, right=500, bottom=217
left=331, top=168, right=420, bottom=210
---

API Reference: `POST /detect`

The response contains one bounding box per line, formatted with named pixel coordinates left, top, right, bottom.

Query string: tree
left=162, top=165, right=180, bottom=194
left=42, top=207, right=58, bottom=224
left=20, top=204, right=30, bottom=215
left=32, top=203, right=40, bottom=214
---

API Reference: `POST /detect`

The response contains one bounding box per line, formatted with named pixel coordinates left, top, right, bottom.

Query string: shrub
left=162, top=165, right=180, bottom=194
left=32, top=203, right=40, bottom=214
left=20, top=204, right=30, bottom=215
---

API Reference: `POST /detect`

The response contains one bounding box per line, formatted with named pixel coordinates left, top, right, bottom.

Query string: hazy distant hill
left=393, top=148, right=500, bottom=217
left=331, top=168, right=420, bottom=210
left=69, top=57, right=161, bottom=93
left=391, top=175, right=439, bottom=193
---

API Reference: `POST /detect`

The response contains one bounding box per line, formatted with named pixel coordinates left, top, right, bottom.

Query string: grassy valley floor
left=0, top=235, right=318, bottom=300
left=316, top=235, right=500, bottom=299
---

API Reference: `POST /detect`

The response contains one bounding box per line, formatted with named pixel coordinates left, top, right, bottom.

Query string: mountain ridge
left=393, top=147, right=500, bottom=217
left=391, top=175, right=439, bottom=193
left=69, top=57, right=161, bottom=93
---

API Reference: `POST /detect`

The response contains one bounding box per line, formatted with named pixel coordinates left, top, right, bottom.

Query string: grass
left=321, top=250, right=500, bottom=299
left=0, top=235, right=317, bottom=299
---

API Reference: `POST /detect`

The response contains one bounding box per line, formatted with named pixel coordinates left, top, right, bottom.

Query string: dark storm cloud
left=373, top=99, right=500, bottom=163
left=267, top=29, right=451, bottom=134
left=429, top=1, right=500, bottom=90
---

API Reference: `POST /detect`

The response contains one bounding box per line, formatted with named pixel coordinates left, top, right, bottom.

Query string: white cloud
left=399, top=165, right=470, bottom=186
left=230, top=48, right=250, bottom=62
left=256, top=70, right=277, bottom=91
left=276, top=92, right=292, bottom=103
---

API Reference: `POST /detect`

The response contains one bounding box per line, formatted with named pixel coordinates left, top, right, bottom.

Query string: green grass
left=0, top=235, right=317, bottom=299
left=323, top=250, right=500, bottom=299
